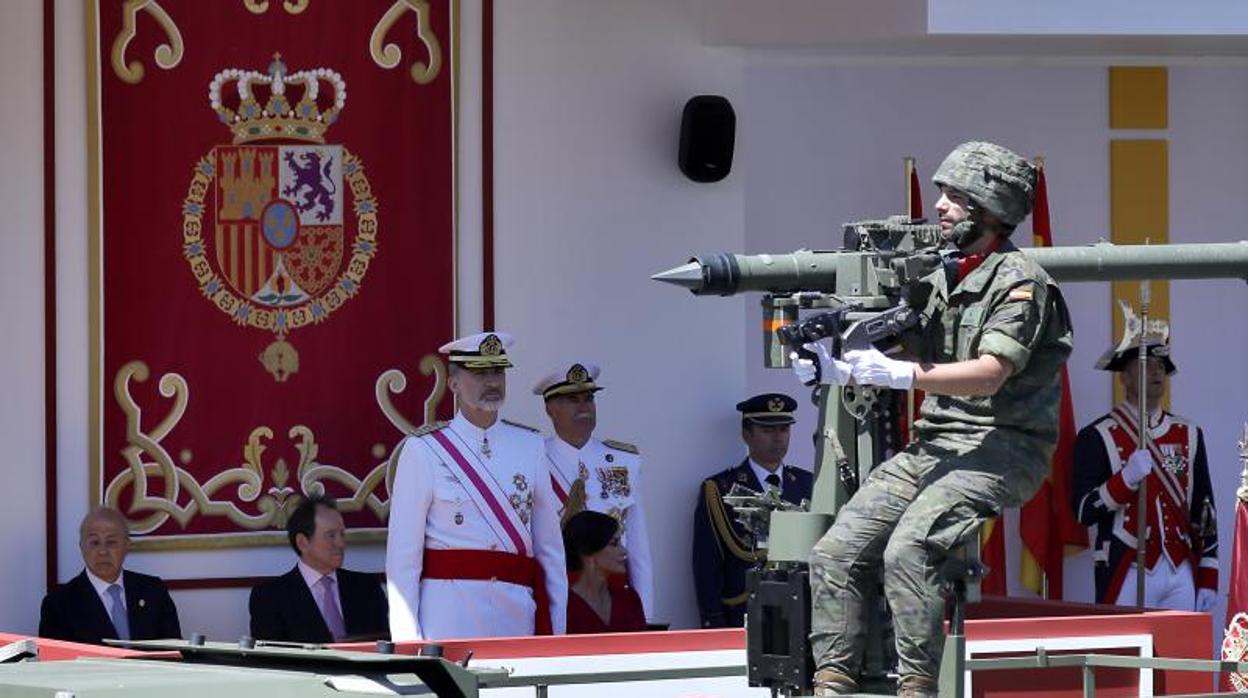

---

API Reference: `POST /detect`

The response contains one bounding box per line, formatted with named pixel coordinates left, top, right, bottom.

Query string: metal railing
left=969, top=650, right=1248, bottom=698
left=480, top=662, right=748, bottom=697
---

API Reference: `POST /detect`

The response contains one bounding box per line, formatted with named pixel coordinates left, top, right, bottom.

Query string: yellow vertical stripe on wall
left=1109, top=67, right=1168, bottom=129
left=1109, top=149, right=1169, bottom=406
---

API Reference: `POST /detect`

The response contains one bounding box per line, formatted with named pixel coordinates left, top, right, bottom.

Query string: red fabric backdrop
left=94, top=0, right=454, bottom=542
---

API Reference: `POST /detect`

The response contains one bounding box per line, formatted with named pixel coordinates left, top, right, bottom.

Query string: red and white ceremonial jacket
left=1071, top=404, right=1218, bottom=604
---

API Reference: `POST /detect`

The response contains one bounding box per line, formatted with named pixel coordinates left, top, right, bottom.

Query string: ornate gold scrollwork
left=243, top=0, right=310, bottom=14
left=370, top=0, right=443, bottom=85
left=111, top=0, right=184, bottom=85
left=376, top=354, right=447, bottom=498
left=107, top=355, right=446, bottom=541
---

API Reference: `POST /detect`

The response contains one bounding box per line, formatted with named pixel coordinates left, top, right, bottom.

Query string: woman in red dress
left=563, top=510, right=647, bottom=634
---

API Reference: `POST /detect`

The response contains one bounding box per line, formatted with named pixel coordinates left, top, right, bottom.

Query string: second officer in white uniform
left=535, top=362, right=654, bottom=620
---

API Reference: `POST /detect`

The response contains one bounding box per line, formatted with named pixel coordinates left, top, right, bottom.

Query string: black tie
left=765, top=473, right=781, bottom=491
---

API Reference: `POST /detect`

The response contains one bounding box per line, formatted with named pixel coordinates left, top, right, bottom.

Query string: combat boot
left=812, top=668, right=858, bottom=696
left=896, top=674, right=938, bottom=698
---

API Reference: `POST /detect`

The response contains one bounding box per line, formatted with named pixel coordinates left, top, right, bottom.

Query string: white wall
left=491, top=0, right=746, bottom=629
left=0, top=0, right=46, bottom=636
left=740, top=58, right=1248, bottom=625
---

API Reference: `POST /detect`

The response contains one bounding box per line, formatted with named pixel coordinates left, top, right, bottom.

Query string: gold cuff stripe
left=722, top=590, right=750, bottom=607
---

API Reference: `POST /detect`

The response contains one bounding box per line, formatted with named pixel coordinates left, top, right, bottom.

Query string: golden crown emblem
left=209, top=54, right=346, bottom=145
left=479, top=334, right=503, bottom=356
left=768, top=397, right=786, bottom=412
left=567, top=364, right=590, bottom=384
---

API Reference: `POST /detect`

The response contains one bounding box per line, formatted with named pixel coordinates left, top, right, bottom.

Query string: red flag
left=898, top=158, right=925, bottom=448
left=1018, top=160, right=1088, bottom=598
left=907, top=157, right=923, bottom=220
left=980, top=518, right=1008, bottom=594
left=1220, top=489, right=1248, bottom=691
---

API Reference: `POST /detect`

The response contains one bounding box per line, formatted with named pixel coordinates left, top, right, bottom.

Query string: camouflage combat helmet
left=932, top=141, right=1037, bottom=227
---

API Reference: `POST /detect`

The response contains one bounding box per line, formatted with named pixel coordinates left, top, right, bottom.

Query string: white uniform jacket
left=545, top=435, right=654, bottom=618
left=386, top=413, right=567, bottom=641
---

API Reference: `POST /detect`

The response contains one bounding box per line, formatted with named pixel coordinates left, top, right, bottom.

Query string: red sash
left=550, top=474, right=568, bottom=505
left=547, top=454, right=571, bottom=506
left=427, top=429, right=530, bottom=556
left=422, top=549, right=552, bottom=635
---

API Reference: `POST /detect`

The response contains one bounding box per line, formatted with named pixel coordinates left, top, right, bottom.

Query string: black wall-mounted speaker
left=678, top=95, right=735, bottom=183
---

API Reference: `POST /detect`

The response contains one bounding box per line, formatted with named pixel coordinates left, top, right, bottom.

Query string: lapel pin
left=138, top=599, right=146, bottom=608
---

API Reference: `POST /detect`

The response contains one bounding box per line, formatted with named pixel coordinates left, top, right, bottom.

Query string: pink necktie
left=318, top=575, right=346, bottom=641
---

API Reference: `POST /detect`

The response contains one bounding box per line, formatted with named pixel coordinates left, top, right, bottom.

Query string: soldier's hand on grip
left=843, top=348, right=914, bottom=390
left=1122, top=449, right=1153, bottom=488
left=790, top=342, right=850, bottom=387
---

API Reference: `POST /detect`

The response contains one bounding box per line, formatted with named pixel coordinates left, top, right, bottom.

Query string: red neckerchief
left=955, top=236, right=1003, bottom=282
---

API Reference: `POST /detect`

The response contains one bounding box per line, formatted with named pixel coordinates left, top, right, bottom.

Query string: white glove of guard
left=1196, top=588, right=1218, bottom=613
left=1121, top=449, right=1153, bottom=488
left=843, top=348, right=915, bottom=390
left=790, top=342, right=852, bottom=386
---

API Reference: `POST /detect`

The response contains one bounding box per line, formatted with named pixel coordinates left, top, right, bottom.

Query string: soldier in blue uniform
left=692, top=393, right=813, bottom=628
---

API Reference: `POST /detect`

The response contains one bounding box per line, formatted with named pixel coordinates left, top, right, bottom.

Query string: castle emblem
left=181, top=55, right=378, bottom=381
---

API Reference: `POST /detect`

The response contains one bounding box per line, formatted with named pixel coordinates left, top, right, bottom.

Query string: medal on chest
left=508, top=473, right=533, bottom=524
left=1158, top=443, right=1187, bottom=477
left=596, top=465, right=631, bottom=499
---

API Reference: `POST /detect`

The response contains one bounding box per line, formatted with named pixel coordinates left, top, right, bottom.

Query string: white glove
left=1121, top=449, right=1153, bottom=488
left=843, top=348, right=915, bottom=390
left=790, top=342, right=851, bottom=386
left=1196, top=588, right=1218, bottom=613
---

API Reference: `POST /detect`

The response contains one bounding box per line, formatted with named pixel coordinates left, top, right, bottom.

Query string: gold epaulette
left=501, top=418, right=541, bottom=433
left=602, top=438, right=639, bottom=454
left=410, top=421, right=448, bottom=437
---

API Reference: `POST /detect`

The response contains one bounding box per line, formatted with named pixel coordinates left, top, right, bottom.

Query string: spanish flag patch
left=1008, top=288, right=1034, bottom=301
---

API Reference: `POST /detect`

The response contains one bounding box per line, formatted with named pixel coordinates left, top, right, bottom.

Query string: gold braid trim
left=560, top=477, right=588, bottom=527
left=702, top=480, right=764, bottom=564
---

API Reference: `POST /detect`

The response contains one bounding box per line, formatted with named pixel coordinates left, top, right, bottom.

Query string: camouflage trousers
left=809, top=436, right=1046, bottom=681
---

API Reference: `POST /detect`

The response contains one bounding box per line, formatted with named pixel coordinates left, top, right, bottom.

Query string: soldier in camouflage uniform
left=791, top=142, right=1074, bottom=697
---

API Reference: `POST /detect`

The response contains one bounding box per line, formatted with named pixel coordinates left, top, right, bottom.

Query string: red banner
left=91, top=1, right=455, bottom=545
left=1018, top=161, right=1087, bottom=597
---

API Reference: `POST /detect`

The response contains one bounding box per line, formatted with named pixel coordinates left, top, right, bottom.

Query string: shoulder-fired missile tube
left=652, top=242, right=1248, bottom=296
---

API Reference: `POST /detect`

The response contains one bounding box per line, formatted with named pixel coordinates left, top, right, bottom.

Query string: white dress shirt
left=86, top=569, right=126, bottom=614
left=749, top=459, right=786, bottom=494
left=297, top=559, right=341, bottom=629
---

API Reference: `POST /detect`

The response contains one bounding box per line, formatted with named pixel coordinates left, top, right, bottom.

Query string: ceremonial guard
left=1072, top=311, right=1218, bottom=611
left=692, top=393, right=812, bottom=628
left=386, top=332, right=566, bottom=641
left=535, top=362, right=655, bottom=619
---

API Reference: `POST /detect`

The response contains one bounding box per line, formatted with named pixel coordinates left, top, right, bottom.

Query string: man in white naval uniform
left=534, top=362, right=654, bottom=620
left=386, top=332, right=567, bottom=641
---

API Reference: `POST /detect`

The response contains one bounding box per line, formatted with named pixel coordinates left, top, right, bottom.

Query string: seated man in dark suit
left=249, top=495, right=389, bottom=642
left=39, top=506, right=182, bottom=645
